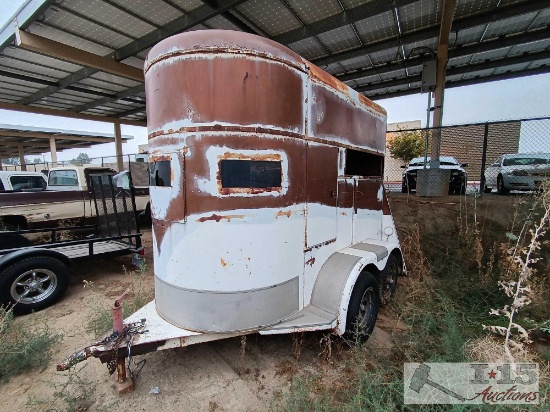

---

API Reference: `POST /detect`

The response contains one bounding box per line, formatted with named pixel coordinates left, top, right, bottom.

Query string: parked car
left=0, top=171, right=47, bottom=192
left=484, top=153, right=550, bottom=195
left=401, top=156, right=468, bottom=194
left=0, top=165, right=149, bottom=230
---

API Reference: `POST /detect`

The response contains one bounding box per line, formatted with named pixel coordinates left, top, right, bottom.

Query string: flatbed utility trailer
left=0, top=171, right=143, bottom=315
left=58, top=30, right=404, bottom=391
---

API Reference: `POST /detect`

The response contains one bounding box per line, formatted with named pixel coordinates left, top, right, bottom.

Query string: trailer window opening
left=221, top=160, right=282, bottom=189
left=150, top=161, right=171, bottom=187
left=345, top=149, right=384, bottom=177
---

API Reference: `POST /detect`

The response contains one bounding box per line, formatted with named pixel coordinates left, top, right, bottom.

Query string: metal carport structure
left=0, top=122, right=132, bottom=169
left=0, top=0, right=548, bottom=127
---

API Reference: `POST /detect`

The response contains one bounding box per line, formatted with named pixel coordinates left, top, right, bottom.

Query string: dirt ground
left=0, top=192, right=522, bottom=411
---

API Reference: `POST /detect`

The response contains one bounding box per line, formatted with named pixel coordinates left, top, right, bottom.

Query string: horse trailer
left=59, top=30, right=403, bottom=389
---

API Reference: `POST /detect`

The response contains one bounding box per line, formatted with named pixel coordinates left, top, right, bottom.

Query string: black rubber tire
left=497, top=175, right=509, bottom=195
left=401, top=183, right=408, bottom=193
left=483, top=184, right=492, bottom=193
left=0, top=256, right=69, bottom=315
left=377, top=254, right=401, bottom=306
left=345, top=271, right=380, bottom=344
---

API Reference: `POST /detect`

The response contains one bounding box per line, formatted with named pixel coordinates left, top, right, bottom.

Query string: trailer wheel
left=378, top=254, right=401, bottom=306
left=0, top=256, right=69, bottom=315
left=345, top=271, right=380, bottom=344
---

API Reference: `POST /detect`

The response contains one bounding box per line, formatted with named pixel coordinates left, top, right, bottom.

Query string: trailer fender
left=310, top=243, right=400, bottom=335
left=0, top=248, right=73, bottom=273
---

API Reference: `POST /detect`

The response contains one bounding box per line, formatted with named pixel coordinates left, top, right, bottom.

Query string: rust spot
left=305, top=257, right=315, bottom=266
left=304, top=238, right=336, bottom=252
left=340, top=211, right=347, bottom=216
left=276, top=210, right=292, bottom=218
left=152, top=219, right=167, bottom=254
left=219, top=186, right=282, bottom=196
left=196, top=214, right=244, bottom=223
left=219, top=152, right=282, bottom=162
left=149, top=153, right=171, bottom=162
left=221, top=258, right=228, bottom=267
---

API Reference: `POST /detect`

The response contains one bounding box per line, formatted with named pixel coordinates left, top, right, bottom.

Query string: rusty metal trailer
left=58, top=30, right=403, bottom=391
left=0, top=171, right=143, bottom=315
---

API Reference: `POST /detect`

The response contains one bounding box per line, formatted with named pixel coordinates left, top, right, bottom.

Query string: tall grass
left=86, top=259, right=152, bottom=337
left=0, top=306, right=61, bottom=381
left=277, top=193, right=549, bottom=411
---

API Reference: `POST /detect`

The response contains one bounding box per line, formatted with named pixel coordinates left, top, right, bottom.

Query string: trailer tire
left=345, top=271, right=380, bottom=344
left=378, top=254, right=400, bottom=306
left=0, top=256, right=69, bottom=315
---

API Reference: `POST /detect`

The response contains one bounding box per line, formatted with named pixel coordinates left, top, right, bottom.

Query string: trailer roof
left=0, top=0, right=548, bottom=124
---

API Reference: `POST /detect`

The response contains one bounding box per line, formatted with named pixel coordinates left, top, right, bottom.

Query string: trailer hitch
left=56, top=290, right=147, bottom=394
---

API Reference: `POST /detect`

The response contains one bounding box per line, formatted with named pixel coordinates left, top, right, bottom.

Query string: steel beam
left=15, top=29, right=144, bottom=82
left=273, top=0, right=418, bottom=45
left=0, top=102, right=146, bottom=126
left=114, top=0, right=248, bottom=60
left=114, top=122, right=123, bottom=171
left=0, top=139, right=79, bottom=148
left=368, top=66, right=550, bottom=100
left=312, top=0, right=548, bottom=67
left=355, top=50, right=550, bottom=93
left=17, top=0, right=247, bottom=110
left=337, top=27, right=550, bottom=83
left=73, top=84, right=145, bottom=114
left=0, top=130, right=130, bottom=143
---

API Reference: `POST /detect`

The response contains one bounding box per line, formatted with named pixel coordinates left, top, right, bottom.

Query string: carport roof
left=0, top=123, right=132, bottom=158
left=0, top=0, right=548, bottom=124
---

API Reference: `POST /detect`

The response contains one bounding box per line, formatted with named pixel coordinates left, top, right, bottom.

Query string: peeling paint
left=196, top=214, right=244, bottom=223
left=276, top=210, right=292, bottom=218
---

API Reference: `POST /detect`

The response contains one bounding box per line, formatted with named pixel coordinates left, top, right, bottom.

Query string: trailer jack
left=57, top=291, right=147, bottom=394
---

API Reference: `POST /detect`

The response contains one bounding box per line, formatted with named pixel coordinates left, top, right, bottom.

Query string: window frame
left=48, top=169, right=79, bottom=186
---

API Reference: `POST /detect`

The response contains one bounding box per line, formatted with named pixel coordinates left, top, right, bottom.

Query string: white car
left=0, top=171, right=47, bottom=192
left=401, top=156, right=468, bottom=194
left=484, top=153, right=550, bottom=194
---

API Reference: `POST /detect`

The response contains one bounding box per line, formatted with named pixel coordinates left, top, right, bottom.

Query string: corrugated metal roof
left=0, top=0, right=547, bottom=123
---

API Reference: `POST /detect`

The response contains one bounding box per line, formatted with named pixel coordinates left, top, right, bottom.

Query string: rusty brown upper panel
left=145, top=30, right=307, bottom=74
left=146, top=30, right=387, bottom=154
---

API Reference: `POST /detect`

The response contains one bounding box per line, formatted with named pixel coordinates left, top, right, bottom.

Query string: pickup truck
left=0, top=165, right=149, bottom=230
left=0, top=171, right=47, bottom=192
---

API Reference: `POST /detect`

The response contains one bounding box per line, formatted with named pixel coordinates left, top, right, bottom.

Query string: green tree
left=32, top=157, right=43, bottom=164
left=2, top=157, right=32, bottom=165
left=2, top=158, right=19, bottom=165
left=70, top=153, right=91, bottom=165
left=387, top=129, right=427, bottom=163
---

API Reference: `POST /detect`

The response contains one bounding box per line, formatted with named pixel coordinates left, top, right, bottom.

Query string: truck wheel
left=0, top=256, right=69, bottom=315
left=378, top=254, right=401, bottom=306
left=345, top=271, right=380, bottom=343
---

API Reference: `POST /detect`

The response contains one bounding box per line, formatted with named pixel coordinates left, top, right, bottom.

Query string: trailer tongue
left=58, top=30, right=403, bottom=392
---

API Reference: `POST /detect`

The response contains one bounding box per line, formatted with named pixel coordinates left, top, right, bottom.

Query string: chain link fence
left=385, top=117, right=550, bottom=196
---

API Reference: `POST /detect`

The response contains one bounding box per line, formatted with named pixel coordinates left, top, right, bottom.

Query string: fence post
left=479, top=122, right=489, bottom=195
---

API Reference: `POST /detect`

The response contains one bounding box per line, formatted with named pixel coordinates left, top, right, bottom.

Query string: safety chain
left=107, top=319, right=147, bottom=375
